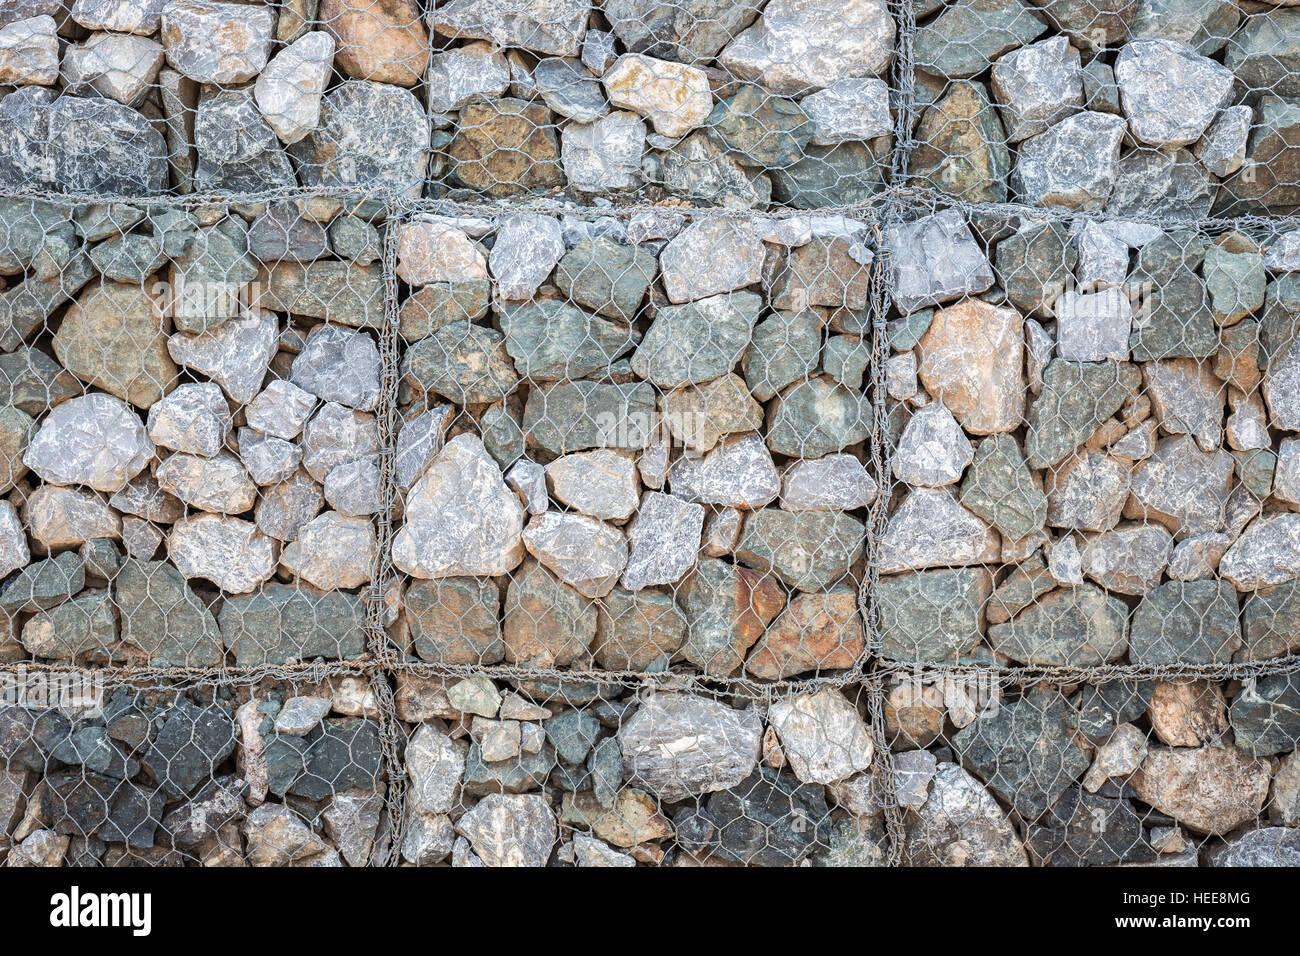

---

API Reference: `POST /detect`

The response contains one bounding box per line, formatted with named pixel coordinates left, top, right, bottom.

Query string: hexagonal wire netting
left=0, top=0, right=1297, bottom=868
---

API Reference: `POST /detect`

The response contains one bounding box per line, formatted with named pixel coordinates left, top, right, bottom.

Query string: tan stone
left=603, top=54, right=712, bottom=139
left=1132, top=745, right=1270, bottom=835
left=744, top=587, right=865, bottom=680
left=1147, top=680, right=1228, bottom=747
left=917, top=300, right=1025, bottom=434
left=320, top=0, right=428, bottom=87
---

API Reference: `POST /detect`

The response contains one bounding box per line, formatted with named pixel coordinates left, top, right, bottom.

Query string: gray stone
left=880, top=488, right=999, bottom=573
left=903, top=761, right=1028, bottom=866
left=61, top=32, right=165, bottom=107
left=989, top=583, right=1129, bottom=666
left=643, top=131, right=773, bottom=209
left=659, top=220, right=765, bottom=304
left=168, top=310, right=278, bottom=405
left=194, top=88, right=296, bottom=192
left=24, top=393, right=152, bottom=493
left=489, top=214, right=565, bottom=301
left=893, top=403, right=974, bottom=488
left=425, top=41, right=510, bottom=114
left=168, top=514, right=277, bottom=593
left=736, top=507, right=864, bottom=592
left=879, top=568, right=992, bottom=662
left=742, top=311, right=821, bottom=402
left=1114, top=39, right=1232, bottom=148
left=678, top=557, right=783, bottom=675
left=768, top=689, right=873, bottom=785
left=562, top=111, right=646, bottom=192
left=1126, top=436, right=1234, bottom=538
left=1130, top=579, right=1241, bottom=664
left=780, top=455, right=878, bottom=511
left=554, top=237, right=656, bottom=321
left=621, top=491, right=704, bottom=590
left=221, top=584, right=366, bottom=666
left=1011, top=111, right=1126, bottom=209
left=522, top=511, right=627, bottom=598
left=802, top=77, right=891, bottom=144
left=632, top=292, right=760, bottom=387
left=766, top=377, right=872, bottom=458
left=1025, top=360, right=1141, bottom=468
left=523, top=380, right=656, bottom=455
left=669, top=433, right=780, bottom=509
left=991, top=36, right=1083, bottom=142
left=913, top=0, right=1046, bottom=79
left=884, top=209, right=994, bottom=313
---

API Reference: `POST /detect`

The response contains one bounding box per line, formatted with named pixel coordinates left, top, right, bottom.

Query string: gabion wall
left=0, top=0, right=1297, bottom=868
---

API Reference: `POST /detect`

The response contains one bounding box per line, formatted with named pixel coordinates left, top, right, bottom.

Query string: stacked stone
left=389, top=210, right=877, bottom=683
left=0, top=0, right=896, bottom=208
left=909, top=0, right=1300, bottom=214
left=0, top=197, right=384, bottom=669
left=877, top=202, right=1300, bottom=866
left=1, top=677, right=391, bottom=866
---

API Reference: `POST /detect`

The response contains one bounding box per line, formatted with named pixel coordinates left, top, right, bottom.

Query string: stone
left=454, top=794, right=555, bottom=867
left=677, top=558, right=783, bottom=675
left=903, top=762, right=1028, bottom=866
left=659, top=221, right=765, bottom=304
left=621, top=491, right=704, bottom=590
left=399, top=282, right=491, bottom=342
left=1025, top=787, right=1153, bottom=866
left=1025, top=360, right=1140, bottom=467
left=403, top=578, right=502, bottom=666
left=1205, top=243, right=1265, bottom=325
left=780, top=455, right=877, bottom=512
left=168, top=310, right=278, bottom=405
left=246, top=381, right=316, bottom=441
left=1129, top=579, right=1241, bottom=664
left=562, top=111, right=646, bottom=192
left=168, top=514, right=276, bottom=594
left=24, top=393, right=152, bottom=493
left=488, top=215, right=565, bottom=301
left=253, top=30, right=334, bottom=144
left=299, top=403, right=379, bottom=484
left=742, top=311, right=821, bottom=402
left=801, top=77, right=891, bottom=145
left=403, top=324, right=519, bottom=406
left=431, top=0, right=589, bottom=56
left=146, top=383, right=231, bottom=459
left=289, top=326, right=380, bottom=413
left=394, top=434, right=524, bottom=579
left=1045, top=451, right=1130, bottom=532
left=258, top=261, right=386, bottom=330
left=745, top=587, right=864, bottom=679
left=447, top=98, right=565, bottom=197
left=893, top=403, right=974, bottom=487
left=720, top=0, right=894, bottom=94
left=989, top=583, right=1129, bottom=666
left=766, top=377, right=872, bottom=458
left=502, top=560, right=596, bottom=667
left=768, top=690, right=872, bottom=785
left=0, top=348, right=79, bottom=417
left=631, top=292, right=759, bottom=388
left=669, top=434, right=779, bottom=509
left=736, top=508, right=863, bottom=592
left=0, top=501, right=29, bottom=578
left=602, top=53, right=712, bottom=139
left=1146, top=679, right=1227, bottom=747
left=54, top=282, right=177, bottom=410
left=544, top=450, right=638, bottom=521
left=957, top=435, right=1046, bottom=540
left=879, top=488, right=1000, bottom=573
left=320, top=0, right=427, bottom=87
left=1054, top=289, right=1133, bottom=361
left=878, top=568, right=991, bottom=662
left=501, top=301, right=638, bottom=382
left=280, top=511, right=376, bottom=590
left=662, top=374, right=762, bottom=453
left=425, top=41, right=509, bottom=113
left=0, top=16, right=57, bottom=86
left=144, top=698, right=237, bottom=799
left=522, top=511, right=627, bottom=598
left=644, top=131, right=773, bottom=209
left=594, top=589, right=686, bottom=670
left=329, top=216, right=381, bottom=265
left=1114, top=39, right=1233, bottom=148
left=1222, top=513, right=1300, bottom=590
left=523, top=380, right=656, bottom=455
left=533, top=57, right=607, bottom=122
left=20, top=592, right=116, bottom=660
left=397, top=221, right=487, bottom=286
left=1209, top=827, right=1300, bottom=867
left=911, top=80, right=1009, bottom=204
left=448, top=677, right=502, bottom=719
left=1126, top=436, right=1233, bottom=538
left=705, top=85, right=810, bottom=168
left=991, top=36, right=1082, bottom=143
left=322, top=456, right=380, bottom=516
left=156, top=451, right=255, bottom=514
left=71, top=0, right=168, bottom=34
left=289, top=80, right=428, bottom=198
left=603, top=0, right=761, bottom=62
left=917, top=301, right=1024, bottom=435
left=23, top=486, right=121, bottom=550
left=1081, top=524, right=1172, bottom=594
left=617, top=693, right=761, bottom=802
left=1230, top=674, right=1300, bottom=757
left=1141, top=359, right=1222, bottom=453
left=1011, top=111, right=1126, bottom=209
left=953, top=689, right=1089, bottom=821
left=1133, top=745, right=1269, bottom=835
left=885, top=210, right=994, bottom=313
left=914, top=0, right=1045, bottom=78
left=554, top=237, right=656, bottom=321
left=160, top=1, right=274, bottom=83
left=61, top=31, right=164, bottom=107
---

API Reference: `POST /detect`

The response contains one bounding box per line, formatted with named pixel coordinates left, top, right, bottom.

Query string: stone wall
left=0, top=0, right=1298, bottom=868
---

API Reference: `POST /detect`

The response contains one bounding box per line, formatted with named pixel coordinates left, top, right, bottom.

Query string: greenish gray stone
left=403, top=324, right=520, bottom=405
left=814, top=815, right=889, bottom=867
left=996, top=221, right=1076, bottom=317
left=1081, top=58, right=1121, bottom=113
left=1026, top=787, right=1154, bottom=866
left=0, top=552, right=84, bottom=614
left=1204, top=245, right=1265, bottom=324
left=594, top=588, right=687, bottom=671
left=742, top=310, right=822, bottom=401
left=144, top=699, right=237, bottom=800
left=706, top=85, right=811, bottom=167
left=988, top=584, right=1129, bottom=666
left=80, top=538, right=122, bottom=580
left=878, top=568, right=991, bottom=662
left=0, top=198, right=75, bottom=275
left=1128, top=269, right=1217, bottom=361
left=1240, top=581, right=1300, bottom=661
left=522, top=381, right=656, bottom=455
left=501, top=301, right=639, bottom=381
left=735, top=508, right=865, bottom=592
left=0, top=348, right=79, bottom=416
left=462, top=741, right=556, bottom=797
left=953, top=689, right=1089, bottom=821
left=1230, top=674, right=1300, bottom=757
left=114, top=559, right=224, bottom=667
left=1067, top=680, right=1155, bottom=742
left=1219, top=96, right=1300, bottom=214
left=21, top=592, right=116, bottom=660
left=1033, top=0, right=1137, bottom=45
left=545, top=710, right=602, bottom=764
left=823, top=335, right=871, bottom=390
left=406, top=578, right=503, bottom=665
left=220, top=584, right=367, bottom=666
left=87, top=234, right=166, bottom=283
left=987, top=554, right=1055, bottom=623
left=959, top=435, right=1047, bottom=540
left=769, top=140, right=889, bottom=209
left=553, top=237, right=657, bottom=320
left=631, top=291, right=761, bottom=388
left=1235, top=449, right=1276, bottom=499
left=169, top=221, right=257, bottom=334
left=289, top=719, right=384, bottom=800
left=766, top=377, right=871, bottom=458
left=481, top=401, right=525, bottom=468
left=914, top=0, right=1047, bottom=78
left=1129, top=579, right=1242, bottom=665
left=329, top=215, right=382, bottom=264
left=588, top=736, right=623, bottom=808
left=1224, top=10, right=1300, bottom=99
left=1025, top=360, right=1141, bottom=468
left=644, top=131, right=773, bottom=209
left=888, top=311, right=933, bottom=351
left=259, top=261, right=385, bottom=329
left=1132, top=0, right=1239, bottom=55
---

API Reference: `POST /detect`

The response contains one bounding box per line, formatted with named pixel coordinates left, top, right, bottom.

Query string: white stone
left=280, top=511, right=376, bottom=590
left=168, top=309, right=278, bottom=405
left=659, top=218, right=765, bottom=303
left=168, top=513, right=276, bottom=593
left=397, top=220, right=488, bottom=286
left=893, top=403, right=973, bottom=487
left=0, top=500, right=29, bottom=577
left=61, top=31, right=165, bottom=107
left=1195, top=104, right=1251, bottom=178
left=0, top=16, right=58, bottom=86
left=1053, top=288, right=1133, bottom=361
left=489, top=214, right=566, bottom=301
left=768, top=689, right=874, bottom=785
left=147, top=382, right=231, bottom=457
left=521, top=511, right=627, bottom=598
left=245, top=380, right=317, bottom=440
left=780, top=454, right=878, bottom=511
left=800, top=77, right=892, bottom=145
left=1074, top=220, right=1129, bottom=290
left=23, top=393, right=153, bottom=493
left=160, top=0, right=276, bottom=84
left=621, top=490, right=704, bottom=590
left=602, top=53, right=712, bottom=139
left=561, top=111, right=647, bottom=192
left=254, top=30, right=334, bottom=144
left=425, top=40, right=510, bottom=114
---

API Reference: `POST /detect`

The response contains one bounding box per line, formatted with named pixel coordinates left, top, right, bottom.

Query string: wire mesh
left=0, top=0, right=1296, bottom=868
